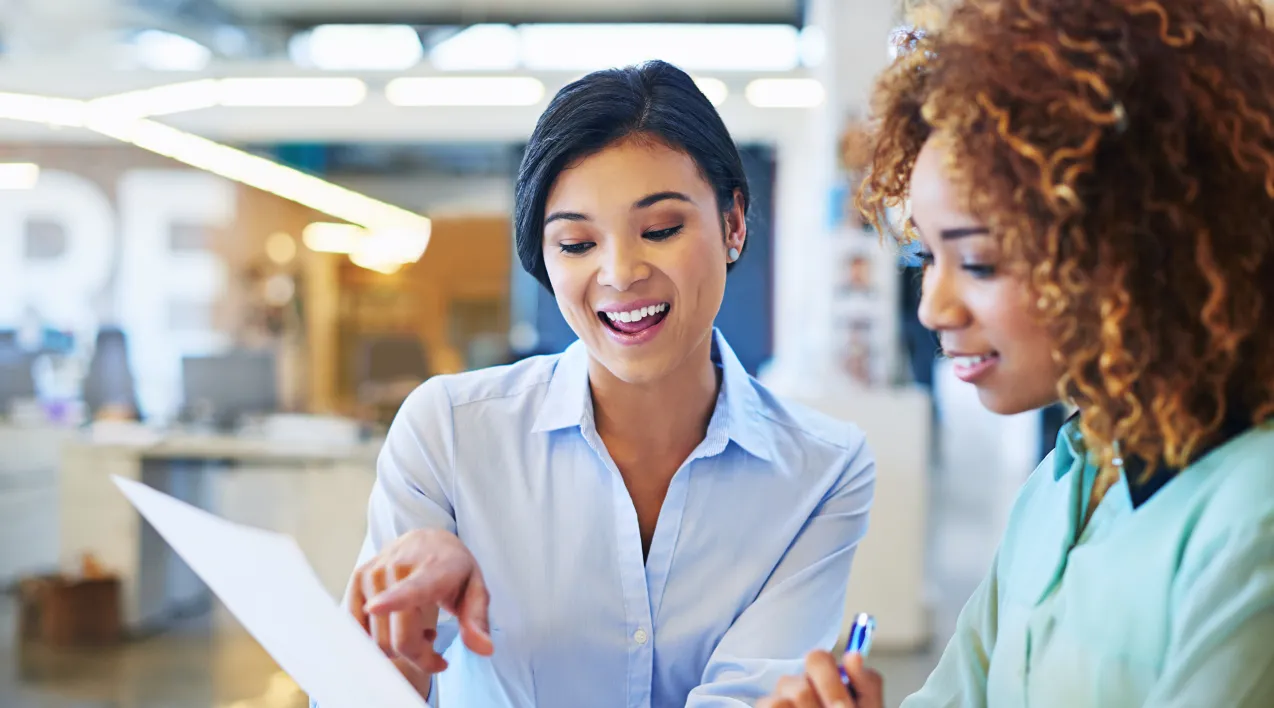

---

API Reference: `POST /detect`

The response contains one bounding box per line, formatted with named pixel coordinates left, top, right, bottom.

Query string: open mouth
left=950, top=353, right=997, bottom=368
left=598, top=302, right=671, bottom=336
left=949, top=351, right=1000, bottom=382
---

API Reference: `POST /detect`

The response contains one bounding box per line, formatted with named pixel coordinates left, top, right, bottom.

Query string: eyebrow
left=908, top=217, right=990, bottom=240
left=544, top=210, right=588, bottom=226
left=633, top=191, right=694, bottom=209
left=545, top=191, right=695, bottom=226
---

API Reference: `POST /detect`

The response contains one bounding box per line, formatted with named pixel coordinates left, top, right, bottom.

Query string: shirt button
left=633, top=629, right=649, bottom=645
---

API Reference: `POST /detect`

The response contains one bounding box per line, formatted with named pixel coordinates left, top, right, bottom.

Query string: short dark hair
left=514, top=60, right=750, bottom=292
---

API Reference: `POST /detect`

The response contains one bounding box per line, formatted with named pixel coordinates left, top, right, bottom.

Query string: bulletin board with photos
left=830, top=119, right=901, bottom=387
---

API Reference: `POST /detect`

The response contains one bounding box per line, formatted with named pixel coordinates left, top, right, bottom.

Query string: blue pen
left=840, top=613, right=876, bottom=692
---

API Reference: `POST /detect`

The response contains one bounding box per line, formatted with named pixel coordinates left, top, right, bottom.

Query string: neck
left=589, top=332, right=721, bottom=458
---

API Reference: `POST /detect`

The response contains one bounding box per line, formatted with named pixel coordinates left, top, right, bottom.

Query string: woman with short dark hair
left=336, top=60, right=876, bottom=707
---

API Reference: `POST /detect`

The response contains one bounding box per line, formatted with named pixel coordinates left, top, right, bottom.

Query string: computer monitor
left=181, top=350, right=279, bottom=429
left=0, top=350, right=36, bottom=417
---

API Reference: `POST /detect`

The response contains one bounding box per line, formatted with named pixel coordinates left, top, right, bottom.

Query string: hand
left=347, top=529, right=495, bottom=698
left=757, top=651, right=884, bottom=708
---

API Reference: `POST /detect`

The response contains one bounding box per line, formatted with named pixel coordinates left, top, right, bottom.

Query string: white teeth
left=603, top=303, right=668, bottom=324
left=953, top=354, right=994, bottom=368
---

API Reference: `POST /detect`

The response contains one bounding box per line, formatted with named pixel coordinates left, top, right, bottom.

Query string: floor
left=0, top=396, right=1026, bottom=708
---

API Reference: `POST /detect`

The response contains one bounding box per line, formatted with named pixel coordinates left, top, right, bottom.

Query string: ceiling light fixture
left=745, top=78, right=826, bottom=108
left=385, top=76, right=544, bottom=107
left=217, top=78, right=367, bottom=108
left=290, top=25, right=423, bottom=71
left=0, top=162, right=40, bottom=189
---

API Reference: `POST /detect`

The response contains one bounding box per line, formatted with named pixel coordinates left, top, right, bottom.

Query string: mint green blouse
left=902, top=418, right=1274, bottom=707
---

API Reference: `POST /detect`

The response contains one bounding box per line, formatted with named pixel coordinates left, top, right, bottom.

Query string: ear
left=723, top=189, right=747, bottom=254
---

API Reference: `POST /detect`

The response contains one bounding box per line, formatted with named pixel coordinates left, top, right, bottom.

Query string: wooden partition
left=304, top=215, right=512, bottom=420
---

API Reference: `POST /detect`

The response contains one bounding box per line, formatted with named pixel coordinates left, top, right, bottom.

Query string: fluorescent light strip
left=349, top=230, right=429, bottom=274
left=293, top=25, right=424, bottom=71
left=86, top=78, right=368, bottom=120
left=0, top=92, right=87, bottom=126
left=428, top=24, right=520, bottom=71
left=218, top=78, right=367, bottom=107
left=693, top=78, right=729, bottom=107
left=303, top=222, right=365, bottom=254
left=428, top=23, right=803, bottom=73
left=385, top=77, right=545, bottom=107
left=87, top=114, right=429, bottom=235
left=131, top=30, right=212, bottom=72
left=0, top=162, right=40, bottom=189
left=517, top=24, right=801, bottom=72
left=745, top=78, right=826, bottom=108
left=88, top=79, right=220, bottom=119
left=0, top=89, right=429, bottom=270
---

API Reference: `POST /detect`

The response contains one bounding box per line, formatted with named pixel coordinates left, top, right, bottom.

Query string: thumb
left=457, top=572, right=493, bottom=656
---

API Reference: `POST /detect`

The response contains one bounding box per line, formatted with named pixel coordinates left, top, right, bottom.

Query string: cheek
left=669, top=263, right=724, bottom=324
left=544, top=260, right=590, bottom=314
left=980, top=283, right=1053, bottom=360
left=672, top=234, right=727, bottom=297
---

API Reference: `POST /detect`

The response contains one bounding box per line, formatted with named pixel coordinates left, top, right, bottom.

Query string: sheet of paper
left=112, top=475, right=429, bottom=708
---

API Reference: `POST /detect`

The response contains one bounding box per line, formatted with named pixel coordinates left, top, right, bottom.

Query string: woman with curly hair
left=760, top=0, right=1274, bottom=706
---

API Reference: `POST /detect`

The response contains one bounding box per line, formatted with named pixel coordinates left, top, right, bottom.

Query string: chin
left=595, top=355, right=668, bottom=386
left=975, top=388, right=1054, bottom=417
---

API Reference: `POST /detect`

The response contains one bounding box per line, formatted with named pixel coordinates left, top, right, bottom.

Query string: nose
left=917, top=266, right=971, bottom=333
left=596, top=239, right=651, bottom=291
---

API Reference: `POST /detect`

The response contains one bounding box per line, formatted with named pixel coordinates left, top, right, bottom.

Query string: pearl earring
left=728, top=247, right=740, bottom=262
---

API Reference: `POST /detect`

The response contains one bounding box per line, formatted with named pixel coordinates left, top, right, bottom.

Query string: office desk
left=58, top=433, right=381, bottom=634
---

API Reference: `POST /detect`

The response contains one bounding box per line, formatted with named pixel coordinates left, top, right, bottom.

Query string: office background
left=0, top=1, right=1049, bottom=706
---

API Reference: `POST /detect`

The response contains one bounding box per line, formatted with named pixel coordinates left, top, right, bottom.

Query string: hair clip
left=1112, top=101, right=1128, bottom=135
left=888, top=25, right=929, bottom=59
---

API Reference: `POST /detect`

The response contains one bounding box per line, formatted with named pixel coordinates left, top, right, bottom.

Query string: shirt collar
left=530, top=339, right=592, bottom=434
left=715, top=331, right=776, bottom=462
left=1050, top=410, right=1251, bottom=509
left=1052, top=412, right=1084, bottom=482
left=531, top=329, right=776, bottom=462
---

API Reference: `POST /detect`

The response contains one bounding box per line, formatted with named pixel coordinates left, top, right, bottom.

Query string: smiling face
left=910, top=136, right=1062, bottom=415
left=541, top=135, right=745, bottom=386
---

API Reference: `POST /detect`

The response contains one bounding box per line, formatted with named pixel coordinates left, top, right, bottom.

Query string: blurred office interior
left=0, top=1, right=1056, bottom=706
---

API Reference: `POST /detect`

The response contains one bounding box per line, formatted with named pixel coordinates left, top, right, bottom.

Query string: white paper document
left=112, top=475, right=429, bottom=708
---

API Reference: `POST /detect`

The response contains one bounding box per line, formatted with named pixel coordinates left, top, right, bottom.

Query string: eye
left=559, top=242, right=595, bottom=255
left=961, top=263, right=997, bottom=279
left=916, top=250, right=935, bottom=268
left=643, top=225, right=683, bottom=241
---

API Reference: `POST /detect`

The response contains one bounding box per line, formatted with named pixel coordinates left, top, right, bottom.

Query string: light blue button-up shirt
left=353, top=330, right=875, bottom=707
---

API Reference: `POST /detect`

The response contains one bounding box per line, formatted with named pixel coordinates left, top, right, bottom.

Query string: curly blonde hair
left=859, top=0, right=1274, bottom=472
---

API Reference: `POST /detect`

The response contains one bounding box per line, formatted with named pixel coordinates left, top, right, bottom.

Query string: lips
left=948, top=351, right=1000, bottom=383
left=598, top=302, right=668, bottom=332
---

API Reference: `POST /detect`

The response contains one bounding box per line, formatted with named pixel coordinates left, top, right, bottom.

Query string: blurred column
left=762, top=0, right=896, bottom=395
